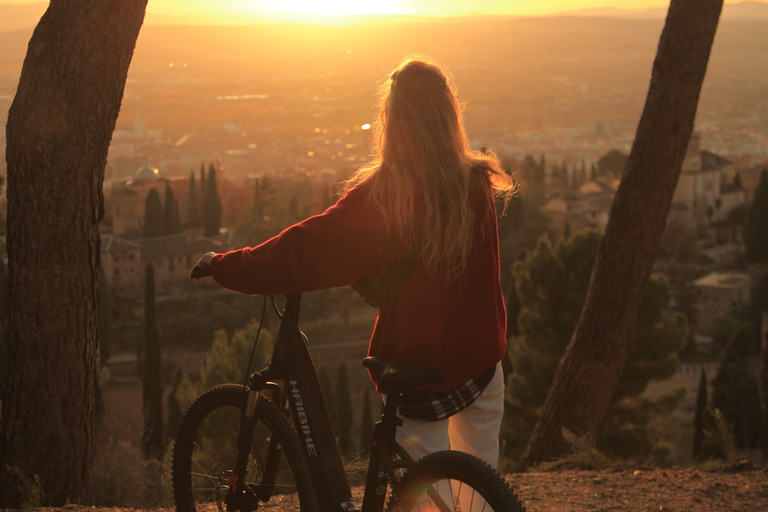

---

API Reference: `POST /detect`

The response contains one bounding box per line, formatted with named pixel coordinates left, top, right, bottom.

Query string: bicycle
left=172, top=288, right=526, bottom=512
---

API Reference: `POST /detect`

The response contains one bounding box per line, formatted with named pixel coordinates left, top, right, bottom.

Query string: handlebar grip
left=190, top=263, right=213, bottom=279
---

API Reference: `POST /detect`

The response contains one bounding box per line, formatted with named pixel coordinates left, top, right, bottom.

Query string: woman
left=191, top=56, right=514, bottom=467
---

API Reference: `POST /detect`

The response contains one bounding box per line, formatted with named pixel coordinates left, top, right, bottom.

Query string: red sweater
left=210, top=182, right=507, bottom=392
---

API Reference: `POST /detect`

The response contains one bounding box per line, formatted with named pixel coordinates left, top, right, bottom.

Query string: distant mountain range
left=1, top=1, right=767, bottom=31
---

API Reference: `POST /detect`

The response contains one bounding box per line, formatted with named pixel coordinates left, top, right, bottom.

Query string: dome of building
left=135, top=165, right=160, bottom=180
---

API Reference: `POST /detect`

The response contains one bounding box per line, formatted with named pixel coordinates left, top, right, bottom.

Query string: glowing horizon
left=1, top=0, right=761, bottom=19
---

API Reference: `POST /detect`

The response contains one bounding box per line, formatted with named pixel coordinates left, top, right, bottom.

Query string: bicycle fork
left=225, top=388, right=262, bottom=512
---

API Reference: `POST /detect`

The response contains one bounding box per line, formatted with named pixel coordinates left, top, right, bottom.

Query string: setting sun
left=251, top=0, right=407, bottom=16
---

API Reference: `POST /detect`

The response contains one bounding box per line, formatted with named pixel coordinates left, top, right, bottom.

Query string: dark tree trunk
left=518, top=0, right=723, bottom=470
left=0, top=0, right=147, bottom=506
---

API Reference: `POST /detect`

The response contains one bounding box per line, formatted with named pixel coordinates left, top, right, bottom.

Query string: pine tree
left=503, top=230, right=688, bottom=463
left=142, top=188, right=163, bottom=238
left=163, top=183, right=181, bottom=235
left=692, top=370, right=708, bottom=459
left=0, top=259, right=8, bottom=393
left=142, top=264, right=163, bottom=459
left=335, top=360, right=354, bottom=456
left=188, top=171, right=199, bottom=228
left=712, top=329, right=761, bottom=450
left=359, top=388, right=374, bottom=456
left=733, top=171, right=742, bottom=189
left=98, top=266, right=112, bottom=366
left=318, top=365, right=338, bottom=433
left=203, top=164, right=223, bottom=237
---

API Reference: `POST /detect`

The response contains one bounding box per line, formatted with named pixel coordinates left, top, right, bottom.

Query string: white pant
left=395, top=362, right=504, bottom=468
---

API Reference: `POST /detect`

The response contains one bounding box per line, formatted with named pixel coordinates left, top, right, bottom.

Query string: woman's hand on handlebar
left=190, top=252, right=216, bottom=279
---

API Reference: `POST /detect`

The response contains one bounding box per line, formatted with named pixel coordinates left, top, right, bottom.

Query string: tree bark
left=518, top=0, right=723, bottom=470
left=0, top=0, right=147, bottom=506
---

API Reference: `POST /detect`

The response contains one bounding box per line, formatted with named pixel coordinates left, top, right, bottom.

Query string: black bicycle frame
left=248, top=294, right=358, bottom=512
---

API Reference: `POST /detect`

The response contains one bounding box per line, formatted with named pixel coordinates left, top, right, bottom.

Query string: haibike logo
left=290, top=381, right=317, bottom=456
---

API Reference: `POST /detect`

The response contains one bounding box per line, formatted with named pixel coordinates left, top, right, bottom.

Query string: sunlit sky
left=0, top=0, right=757, bottom=17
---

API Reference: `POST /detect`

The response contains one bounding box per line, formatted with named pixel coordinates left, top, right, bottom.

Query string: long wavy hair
left=347, top=56, right=515, bottom=280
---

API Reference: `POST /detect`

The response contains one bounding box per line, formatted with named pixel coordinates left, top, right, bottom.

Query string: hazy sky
left=0, top=0, right=756, bottom=17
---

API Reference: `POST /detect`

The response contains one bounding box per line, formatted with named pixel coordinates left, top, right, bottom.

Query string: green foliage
left=335, top=360, right=354, bottom=456
left=163, top=183, right=181, bottom=235
left=142, top=264, right=164, bottom=460
left=596, top=149, right=629, bottom=178
left=199, top=322, right=272, bottom=392
left=709, top=316, right=751, bottom=360
left=711, top=328, right=761, bottom=450
left=2, top=465, right=43, bottom=508
left=86, top=437, right=170, bottom=507
left=502, top=230, right=688, bottom=464
left=359, top=388, right=374, bottom=456
left=203, top=164, right=223, bottom=237
left=702, top=407, right=737, bottom=462
left=692, top=370, right=708, bottom=459
left=142, top=188, right=164, bottom=238
left=532, top=428, right=613, bottom=472
left=165, top=369, right=184, bottom=445
left=598, top=386, right=686, bottom=462
left=745, top=170, right=768, bottom=263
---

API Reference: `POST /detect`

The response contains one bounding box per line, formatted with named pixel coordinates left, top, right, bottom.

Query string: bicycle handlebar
left=190, top=252, right=216, bottom=279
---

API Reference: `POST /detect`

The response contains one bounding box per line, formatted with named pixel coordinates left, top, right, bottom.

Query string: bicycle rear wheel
left=172, top=384, right=317, bottom=512
left=388, top=450, right=525, bottom=512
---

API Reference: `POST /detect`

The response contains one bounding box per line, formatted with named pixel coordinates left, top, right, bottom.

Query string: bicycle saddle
left=362, top=357, right=444, bottom=393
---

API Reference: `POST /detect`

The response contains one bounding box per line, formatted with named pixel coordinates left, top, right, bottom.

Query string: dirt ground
left=5, top=464, right=766, bottom=512
left=504, top=464, right=768, bottom=511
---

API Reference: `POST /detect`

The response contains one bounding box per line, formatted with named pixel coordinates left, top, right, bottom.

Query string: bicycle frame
left=241, top=294, right=358, bottom=512
left=223, top=293, right=449, bottom=512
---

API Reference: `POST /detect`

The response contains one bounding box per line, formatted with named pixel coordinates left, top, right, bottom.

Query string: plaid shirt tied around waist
left=397, top=365, right=497, bottom=422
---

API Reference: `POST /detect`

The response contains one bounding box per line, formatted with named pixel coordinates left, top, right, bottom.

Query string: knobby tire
left=387, top=450, right=525, bottom=512
left=172, top=384, right=317, bottom=512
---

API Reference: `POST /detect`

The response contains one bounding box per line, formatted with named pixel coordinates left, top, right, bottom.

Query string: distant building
left=691, top=271, right=751, bottom=331
left=101, top=232, right=222, bottom=296
left=105, top=164, right=189, bottom=237
left=671, top=133, right=746, bottom=231
left=738, top=161, right=768, bottom=204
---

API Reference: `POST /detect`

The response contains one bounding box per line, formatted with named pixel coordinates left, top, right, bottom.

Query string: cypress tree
left=142, top=188, right=163, bottom=238
left=712, top=329, right=761, bottom=450
left=163, top=183, right=181, bottom=235
left=318, top=365, right=338, bottom=433
left=199, top=163, right=206, bottom=215
left=142, top=264, right=164, bottom=459
left=359, top=388, right=374, bottom=456
left=745, top=170, right=768, bottom=263
left=203, top=164, right=222, bottom=237
left=335, top=360, right=354, bottom=456
left=692, top=370, right=708, bottom=459
left=188, top=171, right=199, bottom=228
left=165, top=368, right=184, bottom=446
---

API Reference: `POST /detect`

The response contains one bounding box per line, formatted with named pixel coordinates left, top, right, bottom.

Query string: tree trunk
left=0, top=0, right=147, bottom=506
left=518, top=0, right=723, bottom=470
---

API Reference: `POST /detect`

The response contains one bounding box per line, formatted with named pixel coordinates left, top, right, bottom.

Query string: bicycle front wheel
left=172, top=384, right=317, bottom=512
left=388, top=450, right=525, bottom=512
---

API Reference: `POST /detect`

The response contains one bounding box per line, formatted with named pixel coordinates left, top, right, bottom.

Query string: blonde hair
left=347, top=55, right=515, bottom=280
